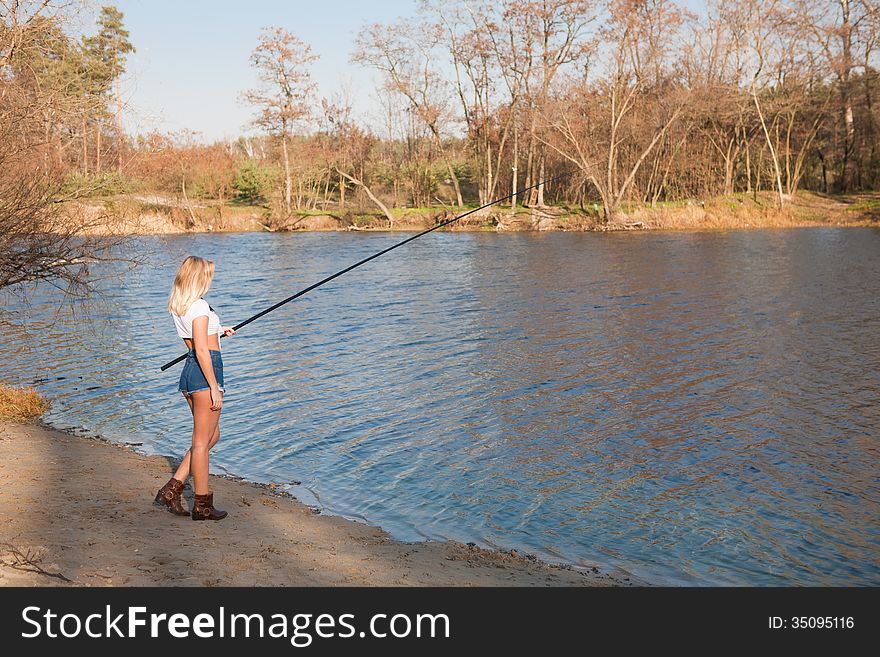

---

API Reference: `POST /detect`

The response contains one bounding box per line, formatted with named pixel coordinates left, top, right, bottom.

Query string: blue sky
left=92, top=0, right=420, bottom=141
left=90, top=0, right=706, bottom=143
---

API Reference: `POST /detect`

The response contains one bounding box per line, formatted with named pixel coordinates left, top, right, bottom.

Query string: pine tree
left=81, top=6, right=134, bottom=174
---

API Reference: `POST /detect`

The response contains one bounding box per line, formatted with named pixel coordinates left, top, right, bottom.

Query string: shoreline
left=71, top=191, right=880, bottom=236
left=0, top=421, right=632, bottom=587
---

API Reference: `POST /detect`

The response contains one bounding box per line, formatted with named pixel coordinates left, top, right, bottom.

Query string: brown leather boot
left=191, top=492, right=228, bottom=521
left=154, top=477, right=189, bottom=516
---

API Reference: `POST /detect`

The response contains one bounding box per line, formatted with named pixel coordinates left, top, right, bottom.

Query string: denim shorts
left=178, top=349, right=225, bottom=396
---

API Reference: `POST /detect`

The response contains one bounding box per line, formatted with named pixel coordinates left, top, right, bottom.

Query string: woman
left=155, top=255, right=235, bottom=520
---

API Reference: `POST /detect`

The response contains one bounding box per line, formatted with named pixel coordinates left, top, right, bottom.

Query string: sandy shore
left=0, top=421, right=628, bottom=587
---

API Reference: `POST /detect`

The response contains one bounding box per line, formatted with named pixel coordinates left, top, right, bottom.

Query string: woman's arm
left=192, top=315, right=222, bottom=411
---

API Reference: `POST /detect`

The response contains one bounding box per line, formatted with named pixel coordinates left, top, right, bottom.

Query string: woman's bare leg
left=173, top=392, right=221, bottom=482
left=171, top=393, right=195, bottom=482
left=188, top=389, right=221, bottom=495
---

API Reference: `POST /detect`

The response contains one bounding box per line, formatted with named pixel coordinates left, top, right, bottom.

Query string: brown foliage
left=0, top=384, right=49, bottom=422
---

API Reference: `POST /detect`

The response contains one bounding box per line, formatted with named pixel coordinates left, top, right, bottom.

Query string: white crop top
left=171, top=298, right=222, bottom=349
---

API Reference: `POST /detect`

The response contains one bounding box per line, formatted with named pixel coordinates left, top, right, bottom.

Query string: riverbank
left=0, top=421, right=626, bottom=587
left=68, top=191, right=880, bottom=235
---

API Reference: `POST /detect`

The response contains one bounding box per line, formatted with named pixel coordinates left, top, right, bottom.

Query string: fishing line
left=160, top=173, right=569, bottom=372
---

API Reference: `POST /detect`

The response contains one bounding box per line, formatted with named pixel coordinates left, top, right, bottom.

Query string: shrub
left=233, top=160, right=278, bottom=204
left=0, top=384, right=49, bottom=422
left=62, top=171, right=139, bottom=197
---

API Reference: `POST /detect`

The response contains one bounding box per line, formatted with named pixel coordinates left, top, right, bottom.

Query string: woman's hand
left=222, top=326, right=236, bottom=337
left=210, top=385, right=223, bottom=411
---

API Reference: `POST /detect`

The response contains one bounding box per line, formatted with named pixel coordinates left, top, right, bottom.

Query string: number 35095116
left=769, top=616, right=854, bottom=629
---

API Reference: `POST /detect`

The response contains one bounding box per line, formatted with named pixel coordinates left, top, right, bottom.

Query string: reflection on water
left=1, top=228, right=878, bottom=585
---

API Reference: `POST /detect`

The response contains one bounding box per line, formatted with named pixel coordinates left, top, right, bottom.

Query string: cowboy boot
left=154, top=477, right=189, bottom=516
left=191, top=492, right=228, bottom=521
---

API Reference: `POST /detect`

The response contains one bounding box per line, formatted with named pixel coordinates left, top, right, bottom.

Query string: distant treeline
left=3, top=1, right=880, bottom=235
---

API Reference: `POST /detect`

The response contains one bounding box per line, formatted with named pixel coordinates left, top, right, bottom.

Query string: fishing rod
left=160, top=173, right=568, bottom=372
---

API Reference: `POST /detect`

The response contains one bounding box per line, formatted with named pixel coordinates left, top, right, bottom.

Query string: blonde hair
left=168, top=256, right=215, bottom=316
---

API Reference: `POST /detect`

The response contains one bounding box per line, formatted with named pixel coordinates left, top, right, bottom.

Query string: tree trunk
left=524, top=114, right=536, bottom=205
left=96, top=123, right=101, bottom=174
left=755, top=146, right=764, bottom=201
left=752, top=88, right=786, bottom=208
left=536, top=155, right=546, bottom=206
left=864, top=68, right=877, bottom=188
left=429, top=124, right=462, bottom=207
left=339, top=169, right=346, bottom=208
left=745, top=137, right=752, bottom=193
left=181, top=178, right=197, bottom=227
left=442, top=156, right=463, bottom=207
left=838, top=0, right=854, bottom=192
left=281, top=132, right=291, bottom=215
left=601, top=190, right=618, bottom=224
left=511, top=120, right=519, bottom=211
left=116, top=76, right=123, bottom=174
left=81, top=118, right=88, bottom=175
left=336, top=168, right=395, bottom=227
left=485, top=142, right=493, bottom=206
left=723, top=139, right=737, bottom=196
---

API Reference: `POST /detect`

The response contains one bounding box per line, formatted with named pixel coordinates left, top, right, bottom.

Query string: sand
left=0, top=421, right=629, bottom=587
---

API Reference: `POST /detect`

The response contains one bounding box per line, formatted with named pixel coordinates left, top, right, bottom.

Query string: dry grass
left=68, top=190, right=880, bottom=235
left=0, top=384, right=49, bottom=422
left=628, top=191, right=880, bottom=231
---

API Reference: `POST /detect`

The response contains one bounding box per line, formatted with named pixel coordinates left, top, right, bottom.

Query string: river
left=1, top=228, right=878, bottom=585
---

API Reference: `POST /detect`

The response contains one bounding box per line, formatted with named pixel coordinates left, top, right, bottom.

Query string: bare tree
left=244, top=27, right=318, bottom=216
left=789, top=0, right=878, bottom=191
left=355, top=19, right=465, bottom=206
left=505, top=0, right=598, bottom=206
left=541, top=0, right=689, bottom=221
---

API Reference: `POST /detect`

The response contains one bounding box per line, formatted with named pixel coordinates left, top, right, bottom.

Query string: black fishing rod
left=160, top=173, right=568, bottom=372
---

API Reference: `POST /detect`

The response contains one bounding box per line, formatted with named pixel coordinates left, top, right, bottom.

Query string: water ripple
left=1, top=229, right=878, bottom=585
